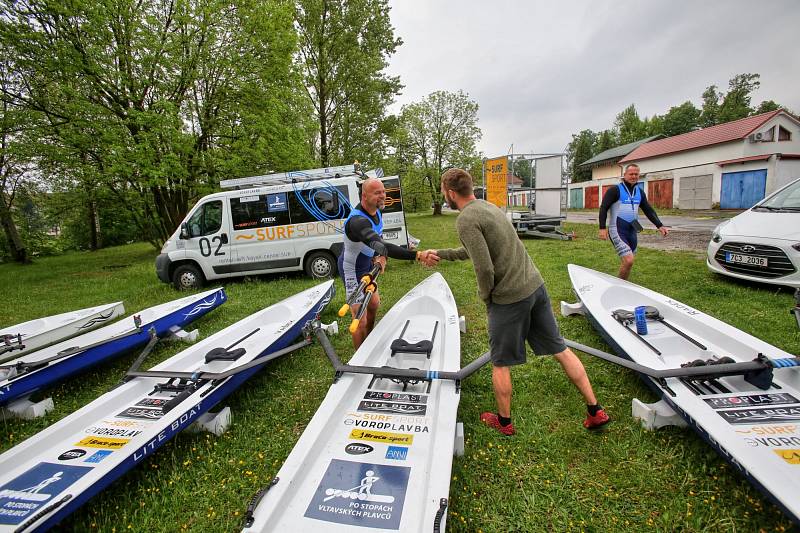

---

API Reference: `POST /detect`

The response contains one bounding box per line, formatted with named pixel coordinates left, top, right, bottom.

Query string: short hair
left=623, top=163, right=640, bottom=173
left=441, top=168, right=474, bottom=196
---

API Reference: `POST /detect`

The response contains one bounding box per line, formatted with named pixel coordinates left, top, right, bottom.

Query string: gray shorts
left=487, top=284, right=567, bottom=366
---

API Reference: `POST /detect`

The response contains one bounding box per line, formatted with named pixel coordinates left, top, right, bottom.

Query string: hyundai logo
left=741, top=245, right=756, bottom=253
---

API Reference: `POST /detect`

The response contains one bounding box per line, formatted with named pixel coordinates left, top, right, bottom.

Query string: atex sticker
left=304, top=459, right=410, bottom=529
left=348, top=430, right=413, bottom=446
left=0, top=462, right=92, bottom=525
left=357, top=401, right=427, bottom=416
left=74, top=436, right=129, bottom=450
left=57, top=449, right=87, bottom=461
left=345, top=443, right=374, bottom=455
left=705, top=393, right=799, bottom=410
left=717, top=407, right=800, bottom=425
left=364, top=391, right=427, bottom=405
left=84, top=450, right=113, bottom=464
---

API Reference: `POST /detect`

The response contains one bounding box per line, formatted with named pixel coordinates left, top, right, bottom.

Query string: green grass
left=1, top=215, right=798, bottom=532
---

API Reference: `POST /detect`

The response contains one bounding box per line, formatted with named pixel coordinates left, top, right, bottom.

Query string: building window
left=779, top=125, right=792, bottom=141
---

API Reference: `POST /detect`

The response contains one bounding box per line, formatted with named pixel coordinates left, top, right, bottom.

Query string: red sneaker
left=480, top=412, right=515, bottom=436
left=584, top=408, right=610, bottom=429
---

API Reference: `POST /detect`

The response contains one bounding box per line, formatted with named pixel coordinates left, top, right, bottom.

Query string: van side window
left=231, top=194, right=291, bottom=230
left=187, top=201, right=223, bottom=237
left=289, top=186, right=351, bottom=224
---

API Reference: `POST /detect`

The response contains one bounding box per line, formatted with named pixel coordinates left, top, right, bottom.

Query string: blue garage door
left=720, top=169, right=767, bottom=209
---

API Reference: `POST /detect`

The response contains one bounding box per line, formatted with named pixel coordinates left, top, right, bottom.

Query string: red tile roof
left=717, top=154, right=771, bottom=166
left=620, top=110, right=784, bottom=163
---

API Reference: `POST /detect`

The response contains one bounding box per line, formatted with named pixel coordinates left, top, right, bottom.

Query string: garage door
left=584, top=186, right=599, bottom=208
left=647, top=179, right=673, bottom=209
left=679, top=175, right=712, bottom=209
left=721, top=169, right=767, bottom=209
left=569, top=188, right=583, bottom=209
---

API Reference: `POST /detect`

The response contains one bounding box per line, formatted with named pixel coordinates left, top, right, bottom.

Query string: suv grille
left=715, top=242, right=797, bottom=279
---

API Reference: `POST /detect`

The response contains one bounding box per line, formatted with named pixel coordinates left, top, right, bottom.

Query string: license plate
left=382, top=231, right=399, bottom=241
left=725, top=252, right=768, bottom=267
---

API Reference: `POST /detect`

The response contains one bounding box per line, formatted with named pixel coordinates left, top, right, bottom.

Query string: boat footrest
left=390, top=339, right=433, bottom=358
left=1, top=395, right=54, bottom=420
left=632, top=398, right=687, bottom=430
left=205, top=347, right=246, bottom=363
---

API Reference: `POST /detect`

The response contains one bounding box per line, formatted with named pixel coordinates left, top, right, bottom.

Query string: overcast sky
left=386, top=0, right=800, bottom=158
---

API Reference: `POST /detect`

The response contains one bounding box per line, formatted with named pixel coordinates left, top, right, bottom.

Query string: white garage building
left=619, top=109, right=800, bottom=209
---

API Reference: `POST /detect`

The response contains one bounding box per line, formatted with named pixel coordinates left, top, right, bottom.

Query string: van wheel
left=305, top=251, right=336, bottom=279
left=172, top=264, right=205, bottom=290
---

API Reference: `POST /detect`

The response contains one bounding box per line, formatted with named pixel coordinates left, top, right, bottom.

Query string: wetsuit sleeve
left=384, top=241, right=416, bottom=260
left=598, top=186, right=620, bottom=229
left=639, top=191, right=664, bottom=228
left=344, top=216, right=415, bottom=260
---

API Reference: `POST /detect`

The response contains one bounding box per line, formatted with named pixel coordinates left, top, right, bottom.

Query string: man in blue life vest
left=339, top=178, right=437, bottom=348
left=598, top=163, right=669, bottom=279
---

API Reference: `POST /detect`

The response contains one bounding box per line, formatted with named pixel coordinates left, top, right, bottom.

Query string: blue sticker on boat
left=385, top=446, right=408, bottom=461
left=0, top=462, right=92, bottom=525
left=304, top=459, right=410, bottom=529
left=84, top=450, right=113, bottom=464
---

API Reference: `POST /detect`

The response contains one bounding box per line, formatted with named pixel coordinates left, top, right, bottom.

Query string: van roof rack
left=220, top=164, right=384, bottom=190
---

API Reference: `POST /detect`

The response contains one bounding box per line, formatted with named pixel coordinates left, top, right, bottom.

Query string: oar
left=338, top=265, right=381, bottom=317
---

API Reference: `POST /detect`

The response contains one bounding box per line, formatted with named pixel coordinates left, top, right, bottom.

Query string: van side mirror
left=179, top=223, right=189, bottom=240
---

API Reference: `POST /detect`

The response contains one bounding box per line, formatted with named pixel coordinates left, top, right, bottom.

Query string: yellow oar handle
left=349, top=318, right=360, bottom=333
left=338, top=303, right=350, bottom=317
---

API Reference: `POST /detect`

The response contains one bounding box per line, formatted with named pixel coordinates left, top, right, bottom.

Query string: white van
left=156, top=166, right=412, bottom=289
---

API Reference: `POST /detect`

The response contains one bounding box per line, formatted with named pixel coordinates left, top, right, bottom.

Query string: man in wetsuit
left=339, top=178, right=436, bottom=348
left=598, top=163, right=669, bottom=280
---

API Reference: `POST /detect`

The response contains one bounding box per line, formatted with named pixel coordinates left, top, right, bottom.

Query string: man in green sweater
left=431, top=168, right=610, bottom=435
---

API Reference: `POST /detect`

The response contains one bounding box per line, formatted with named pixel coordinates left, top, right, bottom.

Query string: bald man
left=338, top=178, right=436, bottom=348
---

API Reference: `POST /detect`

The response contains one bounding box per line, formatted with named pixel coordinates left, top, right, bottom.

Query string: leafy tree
left=593, top=129, right=617, bottom=156
left=0, top=0, right=306, bottom=247
left=662, top=101, right=700, bottom=137
left=397, top=90, right=481, bottom=215
left=509, top=158, right=533, bottom=187
left=718, top=73, right=760, bottom=123
left=614, top=104, right=648, bottom=145
left=0, top=60, right=32, bottom=263
left=566, top=129, right=595, bottom=183
left=755, top=100, right=780, bottom=114
left=295, top=0, right=402, bottom=167
left=699, top=84, right=722, bottom=128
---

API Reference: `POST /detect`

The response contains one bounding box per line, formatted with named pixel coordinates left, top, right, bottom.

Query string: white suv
left=707, top=177, right=800, bottom=288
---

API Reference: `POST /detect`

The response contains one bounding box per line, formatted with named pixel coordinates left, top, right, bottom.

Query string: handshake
left=416, top=249, right=440, bottom=267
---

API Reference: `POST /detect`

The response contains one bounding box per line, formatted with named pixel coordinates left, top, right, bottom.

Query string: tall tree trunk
left=0, top=199, right=30, bottom=263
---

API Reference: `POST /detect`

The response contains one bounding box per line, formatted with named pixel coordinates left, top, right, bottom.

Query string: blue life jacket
left=343, top=207, right=383, bottom=258
left=617, top=183, right=642, bottom=223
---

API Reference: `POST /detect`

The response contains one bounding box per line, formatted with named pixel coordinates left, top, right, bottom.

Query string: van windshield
left=756, top=180, right=800, bottom=211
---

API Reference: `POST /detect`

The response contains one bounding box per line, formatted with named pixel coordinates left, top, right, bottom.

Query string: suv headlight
left=792, top=243, right=800, bottom=252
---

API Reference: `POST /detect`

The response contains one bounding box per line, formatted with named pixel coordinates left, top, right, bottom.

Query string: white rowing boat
left=243, top=273, right=465, bottom=532
left=0, top=302, right=125, bottom=362
left=0, top=280, right=334, bottom=532
left=564, top=264, right=800, bottom=524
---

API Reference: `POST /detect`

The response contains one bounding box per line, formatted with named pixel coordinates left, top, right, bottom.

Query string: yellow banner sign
left=485, top=157, right=508, bottom=208
left=348, top=429, right=413, bottom=445
left=75, top=436, right=130, bottom=450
